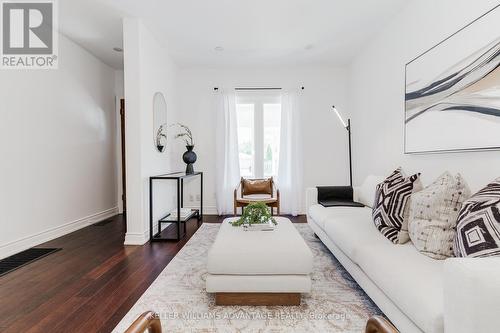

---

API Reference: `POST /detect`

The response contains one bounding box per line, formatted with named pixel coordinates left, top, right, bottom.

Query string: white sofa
left=306, top=176, right=500, bottom=333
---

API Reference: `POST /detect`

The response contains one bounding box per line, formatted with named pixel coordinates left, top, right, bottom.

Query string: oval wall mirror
left=153, top=92, right=168, bottom=152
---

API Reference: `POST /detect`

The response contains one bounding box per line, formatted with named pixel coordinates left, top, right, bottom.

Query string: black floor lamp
left=332, top=106, right=352, bottom=187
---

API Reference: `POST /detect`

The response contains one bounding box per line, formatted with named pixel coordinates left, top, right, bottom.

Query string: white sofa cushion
left=207, top=217, right=312, bottom=275
left=356, top=240, right=444, bottom=333
left=308, top=204, right=330, bottom=229
left=356, top=175, right=385, bottom=207
left=321, top=206, right=377, bottom=261
left=308, top=204, right=371, bottom=231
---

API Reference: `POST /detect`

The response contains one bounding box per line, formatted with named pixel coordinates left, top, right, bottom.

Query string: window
left=236, top=91, right=281, bottom=178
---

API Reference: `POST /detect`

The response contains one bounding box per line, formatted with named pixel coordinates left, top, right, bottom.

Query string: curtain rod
left=235, top=87, right=281, bottom=90
left=213, top=87, right=304, bottom=91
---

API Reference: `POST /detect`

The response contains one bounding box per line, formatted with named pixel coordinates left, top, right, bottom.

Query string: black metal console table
left=149, top=171, right=203, bottom=241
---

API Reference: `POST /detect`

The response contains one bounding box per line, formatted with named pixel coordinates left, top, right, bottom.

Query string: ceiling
left=60, top=0, right=409, bottom=69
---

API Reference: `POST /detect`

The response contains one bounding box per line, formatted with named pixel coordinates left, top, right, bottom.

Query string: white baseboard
left=0, top=207, right=119, bottom=260
left=124, top=230, right=149, bottom=245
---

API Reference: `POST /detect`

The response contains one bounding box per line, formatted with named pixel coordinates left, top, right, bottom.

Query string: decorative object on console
left=182, top=145, right=197, bottom=174
left=405, top=6, right=500, bottom=153
left=173, top=123, right=194, bottom=146
left=153, top=92, right=168, bottom=152
left=332, top=105, right=353, bottom=186
left=317, top=186, right=364, bottom=207
left=454, top=177, right=500, bottom=257
left=170, top=123, right=196, bottom=174
left=408, top=172, right=471, bottom=259
left=372, top=168, right=422, bottom=244
left=230, top=202, right=277, bottom=229
left=169, top=208, right=194, bottom=220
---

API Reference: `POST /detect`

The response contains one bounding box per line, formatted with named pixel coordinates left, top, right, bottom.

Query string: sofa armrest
left=305, top=187, right=318, bottom=214
left=443, top=258, right=500, bottom=333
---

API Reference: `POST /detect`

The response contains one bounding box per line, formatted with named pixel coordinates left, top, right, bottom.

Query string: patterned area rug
left=113, top=223, right=382, bottom=333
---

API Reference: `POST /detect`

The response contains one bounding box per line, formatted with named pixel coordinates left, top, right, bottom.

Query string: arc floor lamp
left=332, top=106, right=352, bottom=187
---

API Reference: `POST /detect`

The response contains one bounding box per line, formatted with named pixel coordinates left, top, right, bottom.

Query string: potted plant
left=231, top=202, right=277, bottom=229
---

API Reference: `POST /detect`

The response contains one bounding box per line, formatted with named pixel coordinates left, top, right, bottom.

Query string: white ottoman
left=206, top=217, right=313, bottom=305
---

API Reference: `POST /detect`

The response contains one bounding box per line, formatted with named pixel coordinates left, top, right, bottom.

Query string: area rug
left=113, top=223, right=382, bottom=333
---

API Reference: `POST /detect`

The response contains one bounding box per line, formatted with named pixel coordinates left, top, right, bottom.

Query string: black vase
left=182, top=145, right=197, bottom=174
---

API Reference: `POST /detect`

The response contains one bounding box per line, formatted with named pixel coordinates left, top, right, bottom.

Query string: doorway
left=120, top=98, right=127, bottom=217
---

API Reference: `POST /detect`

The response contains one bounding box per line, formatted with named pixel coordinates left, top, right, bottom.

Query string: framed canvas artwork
left=405, top=5, right=500, bottom=154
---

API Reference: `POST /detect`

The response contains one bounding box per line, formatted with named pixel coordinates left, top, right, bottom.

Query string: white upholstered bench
left=206, top=217, right=313, bottom=305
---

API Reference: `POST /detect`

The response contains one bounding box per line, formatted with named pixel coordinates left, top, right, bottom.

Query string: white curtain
left=277, top=91, right=303, bottom=216
left=215, top=91, right=241, bottom=215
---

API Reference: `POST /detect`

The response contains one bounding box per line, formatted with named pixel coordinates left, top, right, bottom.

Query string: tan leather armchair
left=234, top=177, right=280, bottom=215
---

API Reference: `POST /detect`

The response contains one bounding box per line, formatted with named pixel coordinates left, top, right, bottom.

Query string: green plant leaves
left=231, top=202, right=277, bottom=227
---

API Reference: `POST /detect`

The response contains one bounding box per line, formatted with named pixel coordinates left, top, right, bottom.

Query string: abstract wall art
left=405, top=5, right=500, bottom=153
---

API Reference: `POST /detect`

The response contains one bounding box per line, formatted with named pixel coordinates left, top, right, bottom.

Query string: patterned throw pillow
left=372, top=168, right=422, bottom=244
left=408, top=172, right=470, bottom=259
left=454, top=178, right=500, bottom=257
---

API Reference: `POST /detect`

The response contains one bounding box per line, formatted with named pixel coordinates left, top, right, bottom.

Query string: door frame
left=120, top=98, right=127, bottom=216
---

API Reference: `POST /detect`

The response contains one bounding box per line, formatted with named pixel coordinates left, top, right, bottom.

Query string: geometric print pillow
left=372, top=168, right=422, bottom=244
left=454, top=178, right=500, bottom=257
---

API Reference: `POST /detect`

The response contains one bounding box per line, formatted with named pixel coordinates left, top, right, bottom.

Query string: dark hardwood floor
left=0, top=214, right=306, bottom=333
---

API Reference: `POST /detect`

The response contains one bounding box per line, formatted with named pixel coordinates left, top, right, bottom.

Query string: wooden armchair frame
left=234, top=177, right=280, bottom=216
left=365, top=316, right=399, bottom=333
left=125, top=311, right=162, bottom=333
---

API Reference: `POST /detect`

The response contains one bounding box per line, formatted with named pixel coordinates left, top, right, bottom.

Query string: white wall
left=348, top=0, right=500, bottom=192
left=176, top=66, right=349, bottom=214
left=123, top=19, right=180, bottom=244
left=0, top=34, right=118, bottom=259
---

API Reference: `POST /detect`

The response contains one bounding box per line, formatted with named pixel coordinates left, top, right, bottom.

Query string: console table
left=149, top=171, right=203, bottom=241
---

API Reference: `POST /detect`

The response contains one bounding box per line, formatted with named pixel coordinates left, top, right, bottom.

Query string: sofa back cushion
left=409, top=172, right=471, bottom=259
left=372, top=168, right=422, bottom=244
left=357, top=175, right=385, bottom=208
left=454, top=177, right=500, bottom=257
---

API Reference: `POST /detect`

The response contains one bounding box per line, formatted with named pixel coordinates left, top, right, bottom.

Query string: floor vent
left=93, top=219, right=114, bottom=226
left=0, top=248, right=61, bottom=277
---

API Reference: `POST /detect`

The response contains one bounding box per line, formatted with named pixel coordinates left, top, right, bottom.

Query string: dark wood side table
left=149, top=171, right=203, bottom=241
